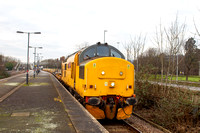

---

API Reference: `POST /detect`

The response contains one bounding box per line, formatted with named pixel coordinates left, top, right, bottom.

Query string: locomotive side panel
left=61, top=54, right=76, bottom=89
left=61, top=62, right=67, bottom=85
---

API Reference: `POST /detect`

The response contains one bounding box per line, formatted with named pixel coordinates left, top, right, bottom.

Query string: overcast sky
left=0, top=0, right=200, bottom=63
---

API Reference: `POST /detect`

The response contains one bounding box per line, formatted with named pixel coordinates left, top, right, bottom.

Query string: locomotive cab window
left=79, top=43, right=125, bottom=64
left=97, top=45, right=109, bottom=57
left=83, top=47, right=96, bottom=60
left=111, top=49, right=122, bottom=58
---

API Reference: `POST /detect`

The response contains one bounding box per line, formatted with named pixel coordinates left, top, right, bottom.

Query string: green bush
left=5, top=62, right=14, bottom=70
left=0, top=70, right=9, bottom=79
left=134, top=66, right=200, bottom=132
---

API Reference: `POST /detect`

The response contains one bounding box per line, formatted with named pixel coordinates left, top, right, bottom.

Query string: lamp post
left=16, top=31, right=41, bottom=84
left=104, top=30, right=107, bottom=43
left=116, top=42, right=120, bottom=49
left=29, top=46, right=43, bottom=78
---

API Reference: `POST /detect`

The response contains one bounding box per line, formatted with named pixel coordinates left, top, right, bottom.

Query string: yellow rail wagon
left=61, top=42, right=136, bottom=120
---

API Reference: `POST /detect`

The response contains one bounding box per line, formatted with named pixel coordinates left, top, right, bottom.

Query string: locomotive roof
left=65, top=42, right=125, bottom=63
left=79, top=42, right=125, bottom=63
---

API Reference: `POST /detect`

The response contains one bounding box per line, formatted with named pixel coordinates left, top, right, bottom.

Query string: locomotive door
left=71, top=62, right=76, bottom=89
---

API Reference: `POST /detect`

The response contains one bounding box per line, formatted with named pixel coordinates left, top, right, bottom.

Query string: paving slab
left=0, top=71, right=76, bottom=132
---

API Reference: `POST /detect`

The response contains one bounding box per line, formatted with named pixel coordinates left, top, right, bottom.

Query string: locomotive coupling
left=126, top=97, right=136, bottom=105
left=88, top=97, right=101, bottom=106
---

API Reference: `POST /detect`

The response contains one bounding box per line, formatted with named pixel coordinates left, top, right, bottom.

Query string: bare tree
left=130, top=34, right=146, bottom=71
left=193, top=18, right=200, bottom=49
left=193, top=18, right=200, bottom=37
left=164, top=14, right=186, bottom=83
left=123, top=41, right=133, bottom=61
left=153, top=20, right=165, bottom=83
left=140, top=48, right=160, bottom=77
left=75, top=42, right=90, bottom=51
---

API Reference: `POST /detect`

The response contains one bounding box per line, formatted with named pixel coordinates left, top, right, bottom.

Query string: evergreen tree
left=184, top=37, right=198, bottom=80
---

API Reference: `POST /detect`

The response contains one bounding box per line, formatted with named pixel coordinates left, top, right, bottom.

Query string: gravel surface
left=126, top=115, right=165, bottom=133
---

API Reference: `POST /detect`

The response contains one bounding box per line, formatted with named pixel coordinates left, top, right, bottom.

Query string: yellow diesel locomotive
left=61, top=42, right=136, bottom=120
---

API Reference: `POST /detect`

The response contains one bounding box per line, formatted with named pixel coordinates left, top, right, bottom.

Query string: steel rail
left=132, top=112, right=171, bottom=133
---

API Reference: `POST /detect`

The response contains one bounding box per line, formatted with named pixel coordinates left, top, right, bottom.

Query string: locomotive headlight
left=109, top=82, right=115, bottom=88
left=101, top=71, right=105, bottom=75
left=119, top=71, right=123, bottom=76
left=111, top=82, right=115, bottom=87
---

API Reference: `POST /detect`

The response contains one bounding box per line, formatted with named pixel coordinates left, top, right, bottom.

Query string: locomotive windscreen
left=79, top=43, right=125, bottom=63
left=96, top=45, right=109, bottom=57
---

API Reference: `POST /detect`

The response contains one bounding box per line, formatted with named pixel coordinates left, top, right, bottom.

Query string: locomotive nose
left=98, top=67, right=126, bottom=79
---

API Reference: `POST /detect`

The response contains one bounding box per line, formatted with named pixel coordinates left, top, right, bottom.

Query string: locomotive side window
left=68, top=63, right=71, bottom=68
left=97, top=45, right=109, bottom=57
left=83, top=47, right=95, bottom=60
left=111, top=49, right=121, bottom=58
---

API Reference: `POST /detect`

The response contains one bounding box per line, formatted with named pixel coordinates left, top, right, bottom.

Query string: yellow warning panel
left=116, top=105, right=133, bottom=120
left=85, top=104, right=105, bottom=119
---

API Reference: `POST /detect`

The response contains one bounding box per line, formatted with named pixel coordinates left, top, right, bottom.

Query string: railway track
left=98, top=113, right=171, bottom=133
left=98, top=119, right=141, bottom=133
left=51, top=73, right=141, bottom=132
left=52, top=72, right=170, bottom=133
left=125, top=113, right=171, bottom=133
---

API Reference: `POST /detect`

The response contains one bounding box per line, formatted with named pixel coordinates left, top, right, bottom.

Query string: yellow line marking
left=54, top=97, right=62, bottom=103
left=3, top=82, right=20, bottom=86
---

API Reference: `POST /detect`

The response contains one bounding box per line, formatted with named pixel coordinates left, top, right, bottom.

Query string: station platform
left=0, top=71, right=108, bottom=133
